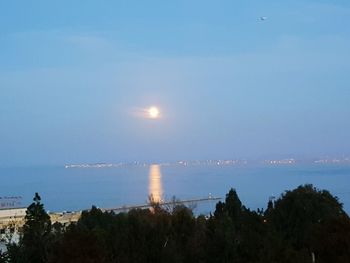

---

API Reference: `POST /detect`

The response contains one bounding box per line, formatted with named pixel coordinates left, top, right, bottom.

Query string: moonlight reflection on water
left=149, top=164, right=163, bottom=203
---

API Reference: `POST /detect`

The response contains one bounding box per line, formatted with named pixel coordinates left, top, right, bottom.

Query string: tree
left=208, top=188, right=247, bottom=263
left=266, top=184, right=348, bottom=262
left=8, top=193, right=52, bottom=263
left=214, top=188, right=244, bottom=222
left=6, top=186, right=349, bottom=263
left=311, top=216, right=350, bottom=263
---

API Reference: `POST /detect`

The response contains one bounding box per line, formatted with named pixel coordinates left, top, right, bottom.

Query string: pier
left=1, top=195, right=221, bottom=252
left=0, top=196, right=221, bottom=231
left=103, top=196, right=222, bottom=213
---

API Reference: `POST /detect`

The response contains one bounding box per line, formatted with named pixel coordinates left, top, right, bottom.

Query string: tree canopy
left=2, top=185, right=350, bottom=263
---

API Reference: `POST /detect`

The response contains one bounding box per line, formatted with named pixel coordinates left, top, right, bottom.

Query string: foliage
left=6, top=193, right=52, bottom=263
left=0, top=250, right=8, bottom=263
left=4, top=185, right=350, bottom=263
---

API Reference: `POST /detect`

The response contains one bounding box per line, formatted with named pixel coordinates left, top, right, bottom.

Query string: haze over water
left=1, top=164, right=349, bottom=214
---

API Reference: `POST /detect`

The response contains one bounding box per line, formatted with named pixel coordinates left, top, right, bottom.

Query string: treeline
left=1, top=185, right=350, bottom=263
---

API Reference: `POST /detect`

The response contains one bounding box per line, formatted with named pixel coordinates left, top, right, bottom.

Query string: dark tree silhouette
left=4, top=186, right=350, bottom=263
left=7, top=193, right=51, bottom=263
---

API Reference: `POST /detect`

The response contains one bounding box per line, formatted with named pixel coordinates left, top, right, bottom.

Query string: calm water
left=1, top=164, right=350, bottom=214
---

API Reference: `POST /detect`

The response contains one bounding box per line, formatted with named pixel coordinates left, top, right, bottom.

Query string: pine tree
left=20, top=193, right=52, bottom=263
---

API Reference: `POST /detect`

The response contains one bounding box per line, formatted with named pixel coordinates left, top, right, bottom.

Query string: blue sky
left=1, top=0, right=350, bottom=165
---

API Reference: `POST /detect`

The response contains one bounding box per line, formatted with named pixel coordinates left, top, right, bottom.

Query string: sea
left=1, top=164, right=350, bottom=215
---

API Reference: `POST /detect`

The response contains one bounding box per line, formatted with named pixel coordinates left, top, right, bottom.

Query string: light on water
left=149, top=164, right=163, bottom=203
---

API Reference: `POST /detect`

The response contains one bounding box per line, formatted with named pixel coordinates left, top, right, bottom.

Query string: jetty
left=103, top=196, right=222, bottom=213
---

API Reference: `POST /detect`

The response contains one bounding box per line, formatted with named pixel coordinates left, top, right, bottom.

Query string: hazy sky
left=1, top=0, right=350, bottom=166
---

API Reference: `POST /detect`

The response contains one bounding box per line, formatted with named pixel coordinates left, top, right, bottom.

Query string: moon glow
left=148, top=106, right=160, bottom=119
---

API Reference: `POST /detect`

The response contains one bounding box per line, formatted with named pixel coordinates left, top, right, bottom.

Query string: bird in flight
left=259, top=16, right=268, bottom=21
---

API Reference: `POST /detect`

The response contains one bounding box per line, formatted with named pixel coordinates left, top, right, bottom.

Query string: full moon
left=148, top=106, right=160, bottom=119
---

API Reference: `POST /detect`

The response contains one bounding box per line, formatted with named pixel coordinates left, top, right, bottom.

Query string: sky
left=1, top=0, right=350, bottom=166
